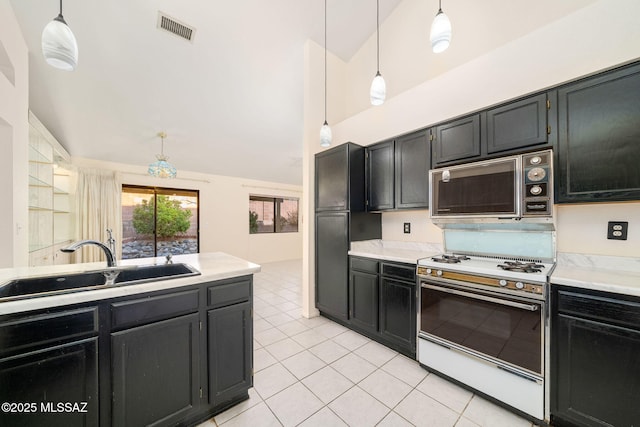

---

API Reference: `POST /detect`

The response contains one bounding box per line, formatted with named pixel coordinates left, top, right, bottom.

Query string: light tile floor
left=199, top=259, right=540, bottom=427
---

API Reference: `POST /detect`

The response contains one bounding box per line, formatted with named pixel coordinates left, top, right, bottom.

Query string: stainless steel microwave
left=429, top=150, right=553, bottom=223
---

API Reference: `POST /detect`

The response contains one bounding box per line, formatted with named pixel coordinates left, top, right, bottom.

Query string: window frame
left=249, top=195, right=299, bottom=234
left=122, top=184, right=200, bottom=258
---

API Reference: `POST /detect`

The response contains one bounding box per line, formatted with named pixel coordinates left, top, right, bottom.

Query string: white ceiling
left=9, top=0, right=403, bottom=185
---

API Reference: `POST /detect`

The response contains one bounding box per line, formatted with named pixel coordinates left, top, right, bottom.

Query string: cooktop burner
left=431, top=254, right=471, bottom=264
left=497, top=261, right=545, bottom=273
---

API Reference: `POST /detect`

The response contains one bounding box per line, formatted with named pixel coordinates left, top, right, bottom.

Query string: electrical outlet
left=404, top=223, right=411, bottom=234
left=607, top=221, right=628, bottom=240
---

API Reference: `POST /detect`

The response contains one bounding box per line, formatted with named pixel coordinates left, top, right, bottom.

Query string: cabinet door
left=432, top=115, right=481, bottom=166
left=208, top=301, right=252, bottom=406
left=315, top=212, right=349, bottom=321
left=556, top=63, right=640, bottom=202
left=349, top=270, right=379, bottom=334
left=0, top=338, right=99, bottom=427
left=486, top=93, right=549, bottom=154
left=315, top=144, right=349, bottom=211
left=367, top=140, right=395, bottom=211
left=395, top=131, right=430, bottom=209
left=111, top=313, right=200, bottom=427
left=379, top=278, right=416, bottom=357
left=553, top=314, right=640, bottom=426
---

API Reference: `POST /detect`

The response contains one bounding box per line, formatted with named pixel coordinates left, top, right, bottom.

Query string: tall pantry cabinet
left=315, top=143, right=381, bottom=323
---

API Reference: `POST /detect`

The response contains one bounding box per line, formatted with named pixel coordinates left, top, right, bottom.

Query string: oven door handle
left=422, top=283, right=540, bottom=311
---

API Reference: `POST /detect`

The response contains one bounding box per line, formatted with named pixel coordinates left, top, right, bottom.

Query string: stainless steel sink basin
left=0, top=263, right=200, bottom=301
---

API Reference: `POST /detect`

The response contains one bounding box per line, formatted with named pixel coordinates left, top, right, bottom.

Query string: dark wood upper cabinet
left=486, top=92, right=553, bottom=155
left=432, top=114, right=481, bottom=166
left=556, top=62, right=640, bottom=203
left=366, top=140, right=395, bottom=211
left=315, top=142, right=365, bottom=212
left=395, top=130, right=430, bottom=209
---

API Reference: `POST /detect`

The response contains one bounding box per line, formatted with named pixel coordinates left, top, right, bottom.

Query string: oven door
left=419, top=281, right=543, bottom=377
left=418, top=280, right=545, bottom=420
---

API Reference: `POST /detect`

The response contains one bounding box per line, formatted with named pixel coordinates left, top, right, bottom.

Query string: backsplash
left=382, top=202, right=640, bottom=258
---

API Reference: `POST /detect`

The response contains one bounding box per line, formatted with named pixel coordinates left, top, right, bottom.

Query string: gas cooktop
left=418, top=253, right=556, bottom=284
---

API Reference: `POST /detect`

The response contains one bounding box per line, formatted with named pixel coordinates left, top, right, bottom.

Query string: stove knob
left=436, top=270, right=443, bottom=277
left=426, top=268, right=432, bottom=275
left=499, top=279, right=508, bottom=287
left=515, top=282, right=525, bottom=289
left=530, top=185, right=543, bottom=196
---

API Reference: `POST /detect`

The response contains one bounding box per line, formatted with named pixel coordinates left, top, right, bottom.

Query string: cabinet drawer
left=208, top=277, right=252, bottom=309
left=381, top=263, right=416, bottom=283
left=350, top=257, right=379, bottom=274
left=0, top=306, right=98, bottom=357
left=557, top=289, right=640, bottom=331
left=111, top=289, right=199, bottom=330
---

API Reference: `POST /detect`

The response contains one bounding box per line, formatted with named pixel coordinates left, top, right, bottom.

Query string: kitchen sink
left=0, top=263, right=201, bottom=301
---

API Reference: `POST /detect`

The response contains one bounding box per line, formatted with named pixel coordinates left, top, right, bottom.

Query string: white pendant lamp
left=42, top=0, right=78, bottom=71
left=320, top=0, right=332, bottom=148
left=370, top=0, right=386, bottom=106
left=430, top=0, right=452, bottom=54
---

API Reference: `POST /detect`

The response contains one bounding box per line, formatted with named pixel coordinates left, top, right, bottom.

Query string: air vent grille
left=157, top=12, right=195, bottom=42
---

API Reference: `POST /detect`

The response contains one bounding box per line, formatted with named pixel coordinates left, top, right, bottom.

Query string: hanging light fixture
left=320, top=0, right=332, bottom=148
left=42, top=0, right=78, bottom=71
left=148, top=132, right=177, bottom=178
left=370, top=0, right=386, bottom=106
left=430, top=0, right=452, bottom=54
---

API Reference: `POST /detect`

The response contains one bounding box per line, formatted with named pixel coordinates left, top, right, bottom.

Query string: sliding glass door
left=121, top=186, right=199, bottom=259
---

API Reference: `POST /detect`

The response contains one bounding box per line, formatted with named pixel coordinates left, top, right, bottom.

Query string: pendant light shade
left=370, top=72, right=386, bottom=106
left=148, top=132, right=177, bottom=178
left=320, top=0, right=332, bottom=147
left=320, top=121, right=332, bottom=148
left=370, top=0, right=386, bottom=106
left=42, top=0, right=78, bottom=71
left=430, top=0, right=451, bottom=54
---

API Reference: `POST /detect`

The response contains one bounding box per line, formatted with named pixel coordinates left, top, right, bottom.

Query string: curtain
left=74, top=168, right=122, bottom=263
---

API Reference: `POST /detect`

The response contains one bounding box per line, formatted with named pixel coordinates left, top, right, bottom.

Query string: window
left=249, top=196, right=298, bottom=233
left=122, top=185, right=199, bottom=259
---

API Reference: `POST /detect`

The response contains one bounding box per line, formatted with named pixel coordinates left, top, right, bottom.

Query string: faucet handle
left=165, top=254, right=173, bottom=264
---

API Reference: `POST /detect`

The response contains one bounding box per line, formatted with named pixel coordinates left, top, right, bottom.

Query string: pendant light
left=42, top=0, right=78, bottom=71
left=148, top=132, right=177, bottom=178
left=320, top=0, right=332, bottom=148
left=370, top=0, right=386, bottom=106
left=430, top=0, right=452, bottom=54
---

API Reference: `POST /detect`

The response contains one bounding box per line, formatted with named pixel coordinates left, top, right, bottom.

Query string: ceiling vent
left=157, top=12, right=196, bottom=42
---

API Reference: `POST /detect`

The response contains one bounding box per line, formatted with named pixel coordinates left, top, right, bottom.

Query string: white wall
left=73, top=157, right=302, bottom=265
left=0, top=0, right=28, bottom=267
left=301, top=0, right=640, bottom=316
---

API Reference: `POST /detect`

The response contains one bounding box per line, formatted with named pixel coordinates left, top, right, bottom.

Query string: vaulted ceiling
left=9, top=1, right=597, bottom=185
left=9, top=0, right=402, bottom=185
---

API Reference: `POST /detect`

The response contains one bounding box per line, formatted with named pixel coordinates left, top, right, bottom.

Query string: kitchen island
left=0, top=252, right=260, bottom=427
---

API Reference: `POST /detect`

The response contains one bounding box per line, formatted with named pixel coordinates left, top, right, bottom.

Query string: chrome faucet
left=61, top=240, right=117, bottom=267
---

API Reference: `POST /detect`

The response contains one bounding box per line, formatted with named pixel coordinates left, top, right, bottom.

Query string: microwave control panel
left=522, top=150, right=552, bottom=216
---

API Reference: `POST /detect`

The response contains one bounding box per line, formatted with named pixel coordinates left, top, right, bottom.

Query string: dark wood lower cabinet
left=0, top=338, right=99, bottom=427
left=208, top=301, right=252, bottom=407
left=349, top=270, right=379, bottom=334
left=0, top=276, right=254, bottom=427
left=379, top=277, right=416, bottom=355
left=348, top=257, right=416, bottom=358
left=552, top=286, right=640, bottom=427
left=111, top=313, right=200, bottom=427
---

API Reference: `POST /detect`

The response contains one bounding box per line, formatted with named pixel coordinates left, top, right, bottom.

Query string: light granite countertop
left=349, top=240, right=443, bottom=265
left=0, top=252, right=261, bottom=315
left=551, top=252, right=640, bottom=297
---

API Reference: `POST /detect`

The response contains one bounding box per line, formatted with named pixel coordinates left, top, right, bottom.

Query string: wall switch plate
left=607, top=221, right=628, bottom=240
left=404, top=223, right=411, bottom=234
